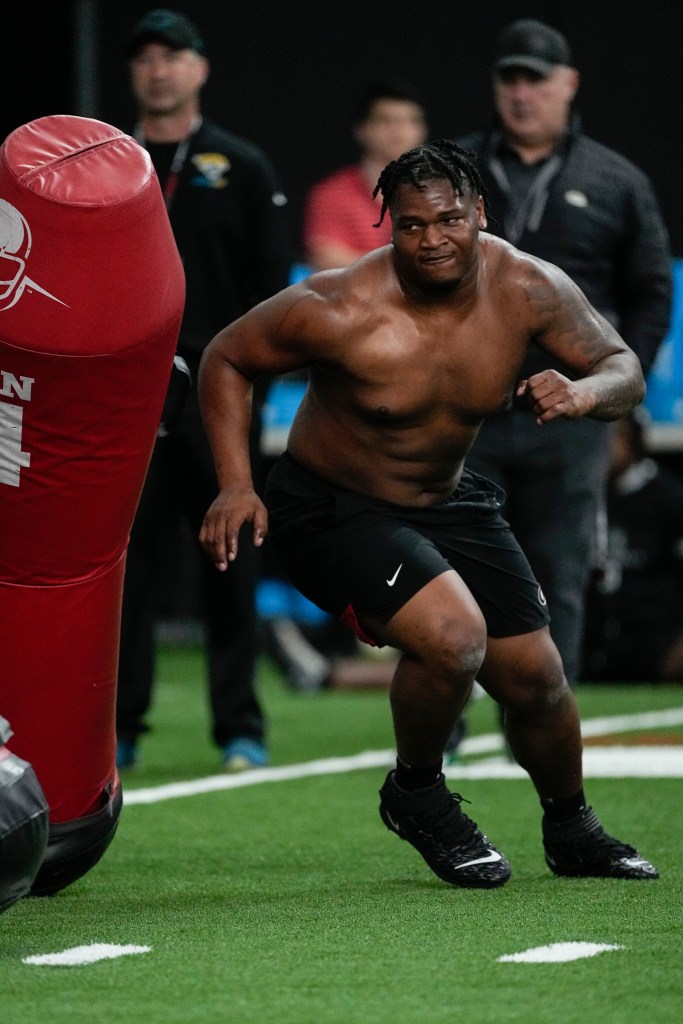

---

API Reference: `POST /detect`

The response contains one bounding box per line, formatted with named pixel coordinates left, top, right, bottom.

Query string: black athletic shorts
left=264, top=452, right=550, bottom=645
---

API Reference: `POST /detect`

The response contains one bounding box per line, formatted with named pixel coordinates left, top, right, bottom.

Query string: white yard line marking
left=23, top=944, right=151, bottom=967
left=574, top=744, right=683, bottom=776
left=498, top=942, right=625, bottom=964
left=123, top=707, right=683, bottom=806
left=460, top=705, right=683, bottom=753
left=124, top=751, right=396, bottom=805
left=580, top=706, right=683, bottom=737
left=445, top=746, right=683, bottom=779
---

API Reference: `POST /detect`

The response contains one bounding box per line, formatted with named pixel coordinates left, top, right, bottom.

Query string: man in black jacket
left=456, top=19, right=672, bottom=690
left=116, top=9, right=292, bottom=771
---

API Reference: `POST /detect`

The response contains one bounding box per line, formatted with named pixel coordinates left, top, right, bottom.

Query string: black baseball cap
left=127, top=8, right=205, bottom=57
left=493, top=19, right=574, bottom=78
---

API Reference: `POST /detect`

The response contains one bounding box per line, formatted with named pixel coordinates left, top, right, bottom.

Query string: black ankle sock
left=541, top=789, right=587, bottom=822
left=394, top=754, right=442, bottom=792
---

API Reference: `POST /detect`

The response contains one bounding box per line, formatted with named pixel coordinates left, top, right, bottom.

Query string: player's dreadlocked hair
left=372, top=139, right=486, bottom=228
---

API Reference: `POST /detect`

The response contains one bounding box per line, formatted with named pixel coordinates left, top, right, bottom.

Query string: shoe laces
left=410, top=786, right=480, bottom=849
left=550, top=807, right=637, bottom=859
left=582, top=827, right=638, bottom=860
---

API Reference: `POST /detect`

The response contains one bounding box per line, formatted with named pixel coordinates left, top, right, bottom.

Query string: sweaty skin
left=198, top=179, right=644, bottom=570
left=198, top=176, right=646, bottom=797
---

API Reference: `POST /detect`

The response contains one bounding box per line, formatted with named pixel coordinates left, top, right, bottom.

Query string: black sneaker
left=378, top=771, right=511, bottom=888
left=543, top=806, right=659, bottom=880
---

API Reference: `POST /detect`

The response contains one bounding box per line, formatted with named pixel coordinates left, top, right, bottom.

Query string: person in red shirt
left=303, top=78, right=427, bottom=271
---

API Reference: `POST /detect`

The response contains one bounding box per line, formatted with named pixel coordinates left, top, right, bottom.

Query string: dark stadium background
left=4, top=1, right=681, bottom=620
left=4, top=0, right=682, bottom=258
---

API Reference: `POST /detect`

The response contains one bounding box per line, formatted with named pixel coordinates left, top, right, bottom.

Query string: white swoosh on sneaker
left=453, top=850, right=503, bottom=870
left=386, top=564, right=403, bottom=587
left=384, top=810, right=402, bottom=832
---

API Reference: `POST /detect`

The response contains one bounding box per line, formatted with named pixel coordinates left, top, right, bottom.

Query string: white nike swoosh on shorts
left=386, top=564, right=403, bottom=587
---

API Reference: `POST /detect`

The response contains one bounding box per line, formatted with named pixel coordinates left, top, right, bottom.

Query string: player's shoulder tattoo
left=523, top=260, right=608, bottom=360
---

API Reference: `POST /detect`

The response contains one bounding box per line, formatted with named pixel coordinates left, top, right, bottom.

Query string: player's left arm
left=519, top=261, right=645, bottom=425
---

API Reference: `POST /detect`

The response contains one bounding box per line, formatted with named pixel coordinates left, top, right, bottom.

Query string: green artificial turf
left=2, top=646, right=682, bottom=1023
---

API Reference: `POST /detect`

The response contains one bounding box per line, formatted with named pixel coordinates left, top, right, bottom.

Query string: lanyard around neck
left=135, top=115, right=203, bottom=211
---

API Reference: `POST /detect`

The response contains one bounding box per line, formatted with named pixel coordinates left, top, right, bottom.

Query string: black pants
left=116, top=385, right=264, bottom=748
left=466, top=411, right=612, bottom=684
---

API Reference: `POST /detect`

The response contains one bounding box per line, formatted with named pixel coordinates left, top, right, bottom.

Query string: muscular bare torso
left=199, top=183, right=640, bottom=570
left=286, top=239, right=536, bottom=504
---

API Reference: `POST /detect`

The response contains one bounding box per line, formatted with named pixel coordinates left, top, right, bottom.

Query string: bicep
left=531, top=266, right=629, bottom=375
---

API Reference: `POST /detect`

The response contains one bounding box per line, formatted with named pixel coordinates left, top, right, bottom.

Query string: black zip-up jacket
left=457, top=116, right=672, bottom=379
left=144, top=118, right=292, bottom=362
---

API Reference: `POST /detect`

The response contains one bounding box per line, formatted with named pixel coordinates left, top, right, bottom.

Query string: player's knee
left=507, top=646, right=568, bottom=713
left=0, top=749, right=49, bottom=915
left=30, top=779, right=123, bottom=898
left=429, top=610, right=487, bottom=682
left=482, top=626, right=568, bottom=714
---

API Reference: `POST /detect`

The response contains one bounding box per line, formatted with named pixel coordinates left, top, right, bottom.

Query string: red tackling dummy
left=0, top=116, right=184, bottom=885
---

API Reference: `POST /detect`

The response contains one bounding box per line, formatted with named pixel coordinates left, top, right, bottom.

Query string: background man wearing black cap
left=116, top=9, right=292, bottom=772
left=455, top=18, right=672, bottom=693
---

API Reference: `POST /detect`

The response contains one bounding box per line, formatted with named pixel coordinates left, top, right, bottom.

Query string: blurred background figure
left=116, top=9, right=292, bottom=772
left=582, top=411, right=683, bottom=683
left=456, top=18, right=672, bottom=687
left=302, top=77, right=428, bottom=271
left=439, top=17, right=672, bottom=761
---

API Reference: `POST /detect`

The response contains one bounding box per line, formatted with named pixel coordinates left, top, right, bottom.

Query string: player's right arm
left=515, top=256, right=645, bottom=425
left=197, top=279, right=333, bottom=569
